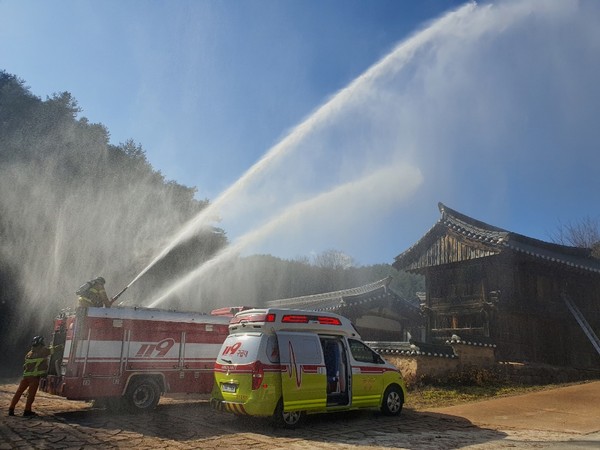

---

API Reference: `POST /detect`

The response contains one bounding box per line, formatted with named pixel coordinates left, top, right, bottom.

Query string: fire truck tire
left=125, top=378, right=161, bottom=412
left=272, top=399, right=303, bottom=428
left=380, top=384, right=403, bottom=416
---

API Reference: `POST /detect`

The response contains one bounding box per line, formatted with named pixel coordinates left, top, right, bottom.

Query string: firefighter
left=8, top=336, right=54, bottom=417
left=77, top=277, right=113, bottom=308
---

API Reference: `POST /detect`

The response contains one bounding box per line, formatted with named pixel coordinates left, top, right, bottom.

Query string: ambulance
left=211, top=308, right=407, bottom=427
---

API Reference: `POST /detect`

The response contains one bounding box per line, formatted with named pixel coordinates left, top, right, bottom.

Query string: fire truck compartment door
left=276, top=332, right=326, bottom=412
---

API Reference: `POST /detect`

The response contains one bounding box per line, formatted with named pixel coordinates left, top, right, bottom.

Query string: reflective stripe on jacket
left=23, top=357, right=47, bottom=377
left=22, top=347, right=50, bottom=377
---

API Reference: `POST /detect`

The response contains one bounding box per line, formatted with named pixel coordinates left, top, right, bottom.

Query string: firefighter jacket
left=78, top=283, right=110, bottom=308
left=22, top=346, right=51, bottom=378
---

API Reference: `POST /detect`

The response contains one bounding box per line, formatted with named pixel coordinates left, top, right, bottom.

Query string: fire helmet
left=94, top=277, right=106, bottom=285
left=31, top=336, right=45, bottom=347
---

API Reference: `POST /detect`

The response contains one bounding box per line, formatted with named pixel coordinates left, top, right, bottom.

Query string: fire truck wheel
left=126, top=378, right=161, bottom=412
left=380, top=385, right=403, bottom=416
left=273, top=399, right=303, bottom=428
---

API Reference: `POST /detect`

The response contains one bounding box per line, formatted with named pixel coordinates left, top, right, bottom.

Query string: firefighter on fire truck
left=77, top=277, right=114, bottom=308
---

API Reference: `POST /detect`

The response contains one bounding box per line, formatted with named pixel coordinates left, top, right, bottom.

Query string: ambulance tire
left=380, top=385, right=403, bottom=416
left=273, top=399, right=303, bottom=428
left=125, top=378, right=161, bottom=412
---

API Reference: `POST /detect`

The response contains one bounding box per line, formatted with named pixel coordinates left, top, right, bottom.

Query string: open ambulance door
left=276, top=332, right=327, bottom=412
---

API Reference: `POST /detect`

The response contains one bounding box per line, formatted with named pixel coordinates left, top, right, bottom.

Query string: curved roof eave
left=394, top=203, right=600, bottom=274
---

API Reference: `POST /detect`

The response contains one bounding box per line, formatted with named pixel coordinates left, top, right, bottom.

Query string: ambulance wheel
left=273, top=399, right=303, bottom=428
left=381, top=385, right=403, bottom=416
left=126, top=378, right=161, bottom=412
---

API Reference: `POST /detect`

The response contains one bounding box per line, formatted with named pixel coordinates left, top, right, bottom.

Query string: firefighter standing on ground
left=77, top=277, right=113, bottom=308
left=8, top=336, right=59, bottom=417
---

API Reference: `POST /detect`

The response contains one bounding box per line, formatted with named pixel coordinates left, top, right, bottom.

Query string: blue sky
left=2, top=0, right=600, bottom=267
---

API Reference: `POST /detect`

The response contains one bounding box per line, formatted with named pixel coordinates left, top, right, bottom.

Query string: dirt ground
left=1, top=380, right=599, bottom=449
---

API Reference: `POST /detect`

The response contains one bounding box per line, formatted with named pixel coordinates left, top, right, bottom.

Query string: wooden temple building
left=393, top=203, right=600, bottom=370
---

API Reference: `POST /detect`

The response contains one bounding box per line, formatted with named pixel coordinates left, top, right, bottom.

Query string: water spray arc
left=147, top=163, right=423, bottom=308
left=119, top=2, right=476, bottom=305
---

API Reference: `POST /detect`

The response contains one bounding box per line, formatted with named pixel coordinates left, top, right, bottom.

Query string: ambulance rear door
left=276, top=332, right=326, bottom=412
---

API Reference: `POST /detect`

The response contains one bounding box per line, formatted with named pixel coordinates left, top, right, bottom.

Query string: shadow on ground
left=51, top=400, right=508, bottom=449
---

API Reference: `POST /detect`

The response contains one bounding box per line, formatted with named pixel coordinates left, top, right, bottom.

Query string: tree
left=0, top=70, right=228, bottom=367
left=551, top=216, right=600, bottom=257
left=313, top=249, right=355, bottom=270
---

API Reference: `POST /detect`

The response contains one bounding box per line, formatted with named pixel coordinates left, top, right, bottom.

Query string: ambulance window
left=348, top=339, right=382, bottom=364
left=265, top=335, right=279, bottom=363
left=218, top=334, right=260, bottom=363
left=278, top=334, right=322, bottom=365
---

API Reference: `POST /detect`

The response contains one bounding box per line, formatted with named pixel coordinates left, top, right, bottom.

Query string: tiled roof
left=394, top=203, right=600, bottom=274
left=265, top=277, right=421, bottom=319
left=446, top=334, right=497, bottom=348
left=367, top=341, right=457, bottom=358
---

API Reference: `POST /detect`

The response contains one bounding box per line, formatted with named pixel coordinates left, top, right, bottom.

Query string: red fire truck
left=41, top=306, right=231, bottom=412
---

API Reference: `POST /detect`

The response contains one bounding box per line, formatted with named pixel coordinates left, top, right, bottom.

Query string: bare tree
left=551, top=216, right=600, bottom=257
left=313, top=249, right=355, bottom=270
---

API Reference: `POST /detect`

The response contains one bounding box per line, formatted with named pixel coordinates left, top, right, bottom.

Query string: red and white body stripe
left=42, top=306, right=230, bottom=400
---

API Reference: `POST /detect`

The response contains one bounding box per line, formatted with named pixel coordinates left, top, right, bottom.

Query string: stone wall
left=386, top=354, right=458, bottom=381
left=381, top=346, right=599, bottom=385
left=451, top=343, right=496, bottom=369
left=376, top=340, right=497, bottom=382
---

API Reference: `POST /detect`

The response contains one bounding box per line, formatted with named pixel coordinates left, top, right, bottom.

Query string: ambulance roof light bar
left=281, top=314, right=342, bottom=326
left=230, top=312, right=342, bottom=326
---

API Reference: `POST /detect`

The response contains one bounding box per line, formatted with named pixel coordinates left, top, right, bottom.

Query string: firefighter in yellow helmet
left=8, top=336, right=56, bottom=417
left=77, top=277, right=114, bottom=308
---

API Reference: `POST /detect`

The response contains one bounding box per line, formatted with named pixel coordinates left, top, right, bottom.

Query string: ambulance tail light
left=230, top=313, right=276, bottom=325
left=317, top=316, right=342, bottom=326
left=251, top=361, right=264, bottom=390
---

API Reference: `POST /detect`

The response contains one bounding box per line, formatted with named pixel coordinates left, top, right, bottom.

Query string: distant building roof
left=394, top=203, right=600, bottom=274
left=266, top=277, right=421, bottom=320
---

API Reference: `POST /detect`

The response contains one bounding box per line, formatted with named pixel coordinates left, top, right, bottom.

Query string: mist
left=147, top=163, right=422, bottom=308
left=0, top=117, right=214, bottom=340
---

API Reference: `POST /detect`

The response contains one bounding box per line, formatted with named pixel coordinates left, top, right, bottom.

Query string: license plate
left=222, top=383, right=237, bottom=393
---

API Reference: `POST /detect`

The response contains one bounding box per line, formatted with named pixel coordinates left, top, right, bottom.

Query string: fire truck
left=41, top=306, right=231, bottom=412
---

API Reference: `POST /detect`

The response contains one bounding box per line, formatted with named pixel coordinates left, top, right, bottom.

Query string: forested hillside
left=0, top=71, right=227, bottom=355
left=0, top=71, right=422, bottom=375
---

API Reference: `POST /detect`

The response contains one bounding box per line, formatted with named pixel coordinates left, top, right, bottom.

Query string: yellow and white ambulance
left=211, top=308, right=407, bottom=427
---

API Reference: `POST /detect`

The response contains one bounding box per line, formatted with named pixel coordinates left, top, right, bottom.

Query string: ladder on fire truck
left=562, top=293, right=600, bottom=356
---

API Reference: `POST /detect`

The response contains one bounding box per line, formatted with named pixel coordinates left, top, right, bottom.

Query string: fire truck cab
left=42, top=306, right=230, bottom=412
left=211, top=308, right=407, bottom=427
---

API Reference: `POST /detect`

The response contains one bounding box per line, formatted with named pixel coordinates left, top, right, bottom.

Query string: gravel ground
left=2, top=381, right=599, bottom=449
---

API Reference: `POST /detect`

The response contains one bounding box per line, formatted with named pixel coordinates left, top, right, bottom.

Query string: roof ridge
left=266, top=277, right=391, bottom=307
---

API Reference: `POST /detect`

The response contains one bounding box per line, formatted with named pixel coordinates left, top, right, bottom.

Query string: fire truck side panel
left=43, top=307, right=230, bottom=402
